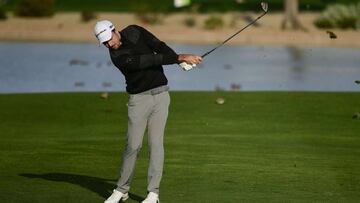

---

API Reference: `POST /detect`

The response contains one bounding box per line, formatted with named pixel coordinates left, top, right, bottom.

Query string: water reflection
left=0, top=42, right=359, bottom=93
left=287, top=46, right=306, bottom=81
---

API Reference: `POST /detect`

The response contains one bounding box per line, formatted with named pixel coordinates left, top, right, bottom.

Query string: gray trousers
left=116, top=89, right=170, bottom=195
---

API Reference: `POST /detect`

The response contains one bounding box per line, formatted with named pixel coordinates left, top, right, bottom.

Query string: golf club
left=179, top=1, right=268, bottom=71
left=201, top=1, right=269, bottom=58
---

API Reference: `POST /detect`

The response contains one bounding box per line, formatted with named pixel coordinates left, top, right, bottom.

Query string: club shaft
left=202, top=11, right=267, bottom=58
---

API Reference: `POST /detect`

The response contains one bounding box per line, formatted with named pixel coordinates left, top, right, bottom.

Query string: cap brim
left=97, top=30, right=112, bottom=44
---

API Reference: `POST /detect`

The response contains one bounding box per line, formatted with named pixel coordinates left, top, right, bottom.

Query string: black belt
left=134, top=85, right=169, bottom=96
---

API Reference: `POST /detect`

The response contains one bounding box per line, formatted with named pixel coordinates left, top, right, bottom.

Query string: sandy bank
left=0, top=12, right=359, bottom=48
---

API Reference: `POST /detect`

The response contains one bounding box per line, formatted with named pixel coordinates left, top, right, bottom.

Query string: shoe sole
left=141, top=199, right=160, bottom=203
left=121, top=193, right=129, bottom=201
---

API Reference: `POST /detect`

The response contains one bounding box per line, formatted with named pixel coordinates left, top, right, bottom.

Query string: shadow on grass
left=19, top=173, right=144, bottom=202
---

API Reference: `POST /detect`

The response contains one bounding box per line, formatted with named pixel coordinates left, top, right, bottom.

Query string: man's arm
left=135, top=25, right=178, bottom=57
left=117, top=25, right=201, bottom=71
left=135, top=25, right=202, bottom=66
left=115, top=53, right=172, bottom=72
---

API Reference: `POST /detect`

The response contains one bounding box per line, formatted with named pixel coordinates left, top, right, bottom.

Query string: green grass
left=0, top=92, right=360, bottom=202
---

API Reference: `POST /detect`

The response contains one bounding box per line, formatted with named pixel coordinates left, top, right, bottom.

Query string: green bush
left=0, top=6, right=7, bottom=20
left=0, top=0, right=8, bottom=20
left=81, top=10, right=97, bottom=22
left=184, top=17, right=196, bottom=27
left=204, top=15, right=224, bottom=30
left=134, top=5, right=163, bottom=25
left=314, top=2, right=360, bottom=29
left=229, top=13, right=241, bottom=28
left=136, top=12, right=162, bottom=25
left=16, top=0, right=54, bottom=17
left=314, top=18, right=334, bottom=28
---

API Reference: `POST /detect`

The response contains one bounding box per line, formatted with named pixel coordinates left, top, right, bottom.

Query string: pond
left=0, top=42, right=359, bottom=93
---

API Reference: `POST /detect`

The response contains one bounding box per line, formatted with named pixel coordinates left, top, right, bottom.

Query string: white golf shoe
left=104, top=189, right=129, bottom=203
left=141, top=192, right=160, bottom=203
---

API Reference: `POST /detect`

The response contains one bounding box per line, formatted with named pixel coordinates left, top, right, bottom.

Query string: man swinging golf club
left=94, top=20, right=201, bottom=203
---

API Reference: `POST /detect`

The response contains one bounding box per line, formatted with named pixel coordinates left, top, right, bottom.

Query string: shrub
left=314, top=17, right=334, bottom=28
left=134, top=5, right=163, bottom=25
left=184, top=17, right=196, bottom=27
left=16, top=0, right=54, bottom=17
left=136, top=12, right=162, bottom=25
left=204, top=15, right=224, bottom=30
left=229, top=13, right=242, bottom=28
left=314, top=2, right=360, bottom=29
left=81, top=10, right=97, bottom=22
left=0, top=6, right=7, bottom=20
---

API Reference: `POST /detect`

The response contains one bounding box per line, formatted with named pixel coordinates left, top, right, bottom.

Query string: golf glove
left=179, top=62, right=196, bottom=71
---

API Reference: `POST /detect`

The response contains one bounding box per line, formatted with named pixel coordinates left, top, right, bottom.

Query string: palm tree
left=281, top=0, right=306, bottom=31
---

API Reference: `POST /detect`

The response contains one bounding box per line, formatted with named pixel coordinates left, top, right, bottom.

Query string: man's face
left=103, top=30, right=121, bottom=50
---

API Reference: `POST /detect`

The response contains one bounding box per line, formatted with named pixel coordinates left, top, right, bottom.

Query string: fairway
left=0, top=92, right=359, bottom=202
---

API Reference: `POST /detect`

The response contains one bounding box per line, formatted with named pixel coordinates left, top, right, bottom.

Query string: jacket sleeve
left=115, top=53, right=171, bottom=73
left=134, top=25, right=179, bottom=65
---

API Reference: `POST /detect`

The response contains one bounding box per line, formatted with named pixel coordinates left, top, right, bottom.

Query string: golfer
left=94, top=20, right=202, bottom=203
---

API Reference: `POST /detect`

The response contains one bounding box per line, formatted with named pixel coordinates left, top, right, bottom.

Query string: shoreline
left=0, top=12, right=359, bottom=48
left=2, top=38, right=360, bottom=50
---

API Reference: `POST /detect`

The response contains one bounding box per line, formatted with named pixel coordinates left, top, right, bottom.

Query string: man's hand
left=178, top=54, right=202, bottom=64
left=178, top=54, right=202, bottom=71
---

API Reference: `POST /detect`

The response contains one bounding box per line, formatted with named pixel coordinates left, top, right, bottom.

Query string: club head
left=261, top=2, right=268, bottom=13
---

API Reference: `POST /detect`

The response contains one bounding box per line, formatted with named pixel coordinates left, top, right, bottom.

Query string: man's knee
left=125, top=142, right=142, bottom=154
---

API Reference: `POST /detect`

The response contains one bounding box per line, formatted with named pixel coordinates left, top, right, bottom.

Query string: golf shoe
left=142, top=192, right=160, bottom=203
left=104, top=189, right=129, bottom=203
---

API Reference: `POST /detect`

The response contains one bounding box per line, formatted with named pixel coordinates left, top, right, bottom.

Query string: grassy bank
left=0, top=92, right=360, bottom=202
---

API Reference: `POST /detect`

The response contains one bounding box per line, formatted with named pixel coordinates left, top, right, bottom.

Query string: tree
left=0, top=0, right=7, bottom=20
left=16, top=0, right=55, bottom=17
left=281, top=0, right=306, bottom=31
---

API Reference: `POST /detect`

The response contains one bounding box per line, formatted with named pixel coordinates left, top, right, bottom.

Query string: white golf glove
left=179, top=62, right=197, bottom=71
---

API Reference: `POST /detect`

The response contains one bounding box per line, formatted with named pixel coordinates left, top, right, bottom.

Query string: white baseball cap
left=94, top=20, right=115, bottom=44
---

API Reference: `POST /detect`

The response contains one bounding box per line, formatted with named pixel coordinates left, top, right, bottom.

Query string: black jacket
left=109, top=25, right=179, bottom=94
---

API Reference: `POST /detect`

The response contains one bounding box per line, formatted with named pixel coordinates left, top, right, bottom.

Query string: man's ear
left=112, top=29, right=120, bottom=37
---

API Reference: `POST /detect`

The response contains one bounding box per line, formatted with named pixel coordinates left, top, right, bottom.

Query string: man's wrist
left=177, top=54, right=185, bottom=63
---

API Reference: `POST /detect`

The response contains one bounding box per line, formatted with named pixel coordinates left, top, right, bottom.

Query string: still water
left=0, top=42, right=359, bottom=93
